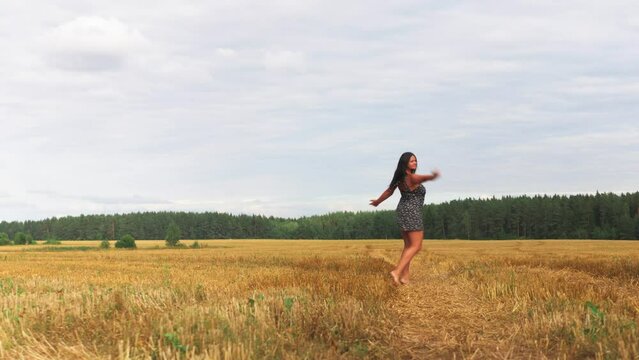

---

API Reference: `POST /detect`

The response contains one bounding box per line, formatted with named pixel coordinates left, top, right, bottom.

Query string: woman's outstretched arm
left=370, top=186, right=396, bottom=207
left=408, top=169, right=440, bottom=185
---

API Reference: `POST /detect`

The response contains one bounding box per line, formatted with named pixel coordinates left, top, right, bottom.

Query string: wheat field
left=0, top=239, right=637, bottom=359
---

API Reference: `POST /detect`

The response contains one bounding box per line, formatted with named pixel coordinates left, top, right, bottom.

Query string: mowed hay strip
left=375, top=240, right=639, bottom=359
left=380, top=252, right=529, bottom=359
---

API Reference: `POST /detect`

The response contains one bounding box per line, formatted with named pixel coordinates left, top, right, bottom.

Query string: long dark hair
left=389, top=152, right=416, bottom=188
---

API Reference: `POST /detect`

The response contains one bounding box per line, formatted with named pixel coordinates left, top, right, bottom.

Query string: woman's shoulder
left=406, top=173, right=421, bottom=184
left=408, top=172, right=435, bottom=184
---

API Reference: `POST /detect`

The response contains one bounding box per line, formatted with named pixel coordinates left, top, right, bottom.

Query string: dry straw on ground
left=0, top=239, right=637, bottom=359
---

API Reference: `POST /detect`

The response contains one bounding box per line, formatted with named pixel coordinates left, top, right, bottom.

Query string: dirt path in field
left=367, top=248, right=528, bottom=359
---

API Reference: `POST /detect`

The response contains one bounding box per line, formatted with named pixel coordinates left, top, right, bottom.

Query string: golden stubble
left=0, top=239, right=637, bottom=359
left=0, top=240, right=396, bottom=359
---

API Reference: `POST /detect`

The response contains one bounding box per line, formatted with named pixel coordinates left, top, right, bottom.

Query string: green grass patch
left=23, top=246, right=97, bottom=252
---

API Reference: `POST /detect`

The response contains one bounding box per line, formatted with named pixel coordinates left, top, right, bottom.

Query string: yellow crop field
left=0, top=240, right=638, bottom=359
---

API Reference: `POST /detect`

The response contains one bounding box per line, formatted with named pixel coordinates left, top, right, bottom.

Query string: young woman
left=370, top=152, right=440, bottom=285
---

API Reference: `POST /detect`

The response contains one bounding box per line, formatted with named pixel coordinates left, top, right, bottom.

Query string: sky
left=1, top=0, right=638, bottom=221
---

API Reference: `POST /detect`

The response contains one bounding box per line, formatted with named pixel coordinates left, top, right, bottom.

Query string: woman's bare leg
left=390, top=231, right=410, bottom=284
left=390, top=230, right=423, bottom=284
left=399, top=232, right=411, bottom=284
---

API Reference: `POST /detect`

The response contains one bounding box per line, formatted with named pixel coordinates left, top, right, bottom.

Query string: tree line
left=1, top=192, right=637, bottom=241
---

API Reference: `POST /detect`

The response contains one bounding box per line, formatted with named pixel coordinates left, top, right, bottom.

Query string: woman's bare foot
left=389, top=270, right=401, bottom=285
left=400, top=278, right=410, bottom=285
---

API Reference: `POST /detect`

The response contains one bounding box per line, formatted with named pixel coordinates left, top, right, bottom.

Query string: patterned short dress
left=396, top=182, right=426, bottom=231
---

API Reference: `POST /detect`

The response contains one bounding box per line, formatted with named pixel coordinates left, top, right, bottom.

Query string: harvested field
left=0, top=239, right=637, bottom=359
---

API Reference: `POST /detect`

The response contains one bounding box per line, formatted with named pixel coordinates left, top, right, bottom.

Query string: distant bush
left=14, top=232, right=35, bottom=245
left=115, top=234, right=136, bottom=249
left=99, top=239, right=111, bottom=249
left=165, top=222, right=182, bottom=247
left=0, top=232, right=11, bottom=246
left=44, top=238, right=61, bottom=245
left=13, top=232, right=26, bottom=244
left=190, top=241, right=201, bottom=249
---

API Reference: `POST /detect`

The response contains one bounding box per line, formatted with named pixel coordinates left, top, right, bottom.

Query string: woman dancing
left=370, top=152, right=440, bottom=285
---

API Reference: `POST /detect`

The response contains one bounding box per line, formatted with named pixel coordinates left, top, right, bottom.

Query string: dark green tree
left=0, top=232, right=11, bottom=246
left=13, top=232, right=32, bottom=245
left=115, top=234, right=136, bottom=249
left=99, top=230, right=110, bottom=249
left=1, top=192, right=638, bottom=240
left=165, top=222, right=182, bottom=247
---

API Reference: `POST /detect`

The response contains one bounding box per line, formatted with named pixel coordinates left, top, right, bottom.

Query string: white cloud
left=460, top=103, right=537, bottom=125
left=0, top=0, right=638, bottom=221
left=559, top=76, right=639, bottom=96
left=43, top=16, right=148, bottom=71
left=216, top=48, right=237, bottom=57
left=263, top=50, right=306, bottom=72
left=511, top=129, right=639, bottom=153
